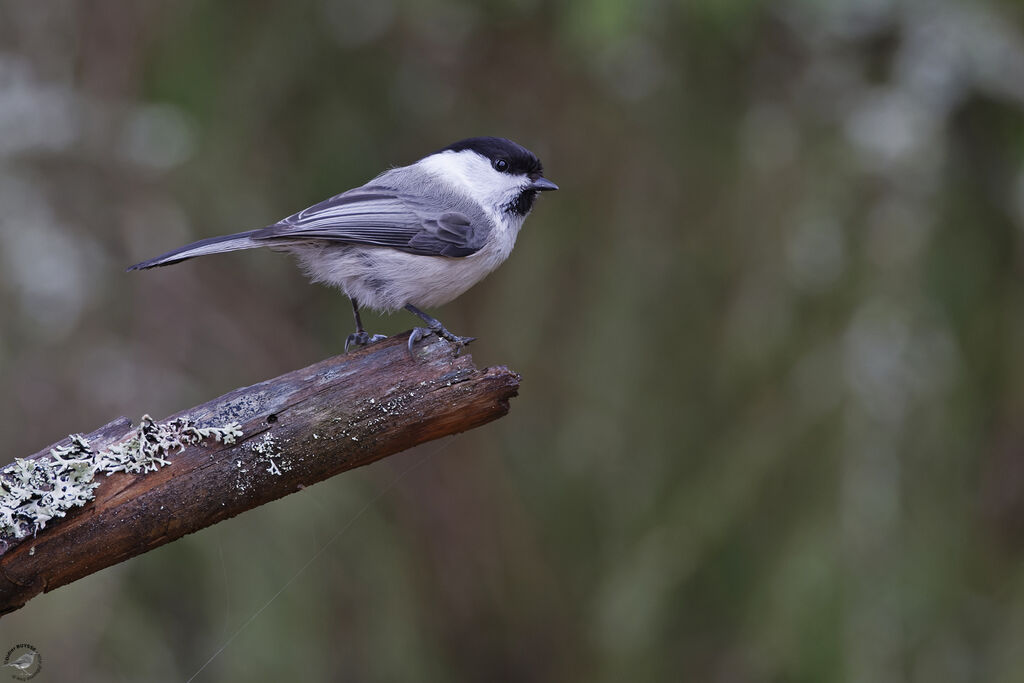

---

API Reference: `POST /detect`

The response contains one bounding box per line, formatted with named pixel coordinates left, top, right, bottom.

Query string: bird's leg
left=405, top=304, right=476, bottom=353
left=345, top=299, right=387, bottom=352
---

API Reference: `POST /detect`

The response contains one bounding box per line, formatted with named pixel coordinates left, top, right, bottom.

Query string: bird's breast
left=291, top=232, right=517, bottom=312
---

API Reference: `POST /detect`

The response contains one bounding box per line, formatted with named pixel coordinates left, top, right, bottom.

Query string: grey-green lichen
left=249, top=433, right=287, bottom=479
left=0, top=415, right=242, bottom=540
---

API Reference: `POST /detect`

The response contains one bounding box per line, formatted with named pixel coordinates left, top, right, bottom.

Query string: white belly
left=289, top=233, right=516, bottom=311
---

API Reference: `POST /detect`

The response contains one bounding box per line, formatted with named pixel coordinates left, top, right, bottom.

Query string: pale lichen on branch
left=0, top=415, right=243, bottom=540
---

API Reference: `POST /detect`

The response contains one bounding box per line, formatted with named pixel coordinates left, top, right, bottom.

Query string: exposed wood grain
left=0, top=334, right=520, bottom=616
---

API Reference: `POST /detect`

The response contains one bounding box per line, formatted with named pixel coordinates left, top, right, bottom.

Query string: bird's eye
left=493, top=158, right=509, bottom=172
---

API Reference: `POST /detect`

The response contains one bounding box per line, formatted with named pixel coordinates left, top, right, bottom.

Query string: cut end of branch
left=0, top=333, right=520, bottom=616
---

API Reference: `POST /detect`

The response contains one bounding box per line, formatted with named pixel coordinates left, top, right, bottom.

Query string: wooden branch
left=0, top=335, right=520, bottom=616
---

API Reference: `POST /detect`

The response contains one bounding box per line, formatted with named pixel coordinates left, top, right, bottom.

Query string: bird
left=4, top=651, right=36, bottom=672
left=128, top=136, right=558, bottom=353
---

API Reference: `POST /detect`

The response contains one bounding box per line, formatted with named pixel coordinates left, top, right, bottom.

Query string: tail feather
left=126, top=230, right=263, bottom=271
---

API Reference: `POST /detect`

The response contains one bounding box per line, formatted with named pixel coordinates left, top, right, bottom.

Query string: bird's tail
left=126, top=229, right=264, bottom=271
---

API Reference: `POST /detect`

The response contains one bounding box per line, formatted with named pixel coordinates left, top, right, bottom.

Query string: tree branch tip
left=0, top=338, right=520, bottom=615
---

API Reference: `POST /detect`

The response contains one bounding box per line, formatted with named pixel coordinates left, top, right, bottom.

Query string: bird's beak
left=529, top=177, right=559, bottom=192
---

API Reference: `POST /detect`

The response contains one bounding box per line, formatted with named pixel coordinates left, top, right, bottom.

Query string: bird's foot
left=345, top=330, right=387, bottom=352
left=407, top=325, right=476, bottom=355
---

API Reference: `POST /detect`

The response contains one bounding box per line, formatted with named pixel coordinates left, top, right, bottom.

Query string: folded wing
left=253, top=186, right=488, bottom=258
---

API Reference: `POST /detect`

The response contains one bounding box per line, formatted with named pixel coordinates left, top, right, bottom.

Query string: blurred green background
left=2, top=0, right=1024, bottom=680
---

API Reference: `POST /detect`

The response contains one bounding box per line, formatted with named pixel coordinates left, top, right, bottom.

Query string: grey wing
left=252, top=186, right=489, bottom=258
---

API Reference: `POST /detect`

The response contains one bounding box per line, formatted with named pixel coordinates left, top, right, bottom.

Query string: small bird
left=128, top=137, right=558, bottom=352
left=4, top=651, right=36, bottom=671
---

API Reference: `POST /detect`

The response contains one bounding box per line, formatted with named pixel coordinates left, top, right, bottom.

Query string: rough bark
left=0, top=334, right=520, bottom=616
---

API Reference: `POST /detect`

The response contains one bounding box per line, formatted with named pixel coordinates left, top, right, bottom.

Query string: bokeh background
left=2, top=0, right=1024, bottom=680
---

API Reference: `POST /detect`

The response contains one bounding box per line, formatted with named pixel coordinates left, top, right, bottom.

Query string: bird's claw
left=407, top=326, right=475, bottom=355
left=345, top=330, right=387, bottom=352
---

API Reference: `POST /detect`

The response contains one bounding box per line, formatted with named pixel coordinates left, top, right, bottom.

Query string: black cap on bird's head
left=437, top=137, right=558, bottom=216
left=439, top=137, right=558, bottom=189
left=439, top=136, right=542, bottom=174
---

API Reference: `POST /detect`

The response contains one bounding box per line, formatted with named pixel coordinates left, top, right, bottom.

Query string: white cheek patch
left=419, top=151, right=527, bottom=215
